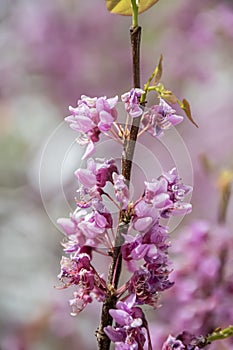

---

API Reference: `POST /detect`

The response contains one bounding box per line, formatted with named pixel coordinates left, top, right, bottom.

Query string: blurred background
left=1, top=0, right=233, bottom=349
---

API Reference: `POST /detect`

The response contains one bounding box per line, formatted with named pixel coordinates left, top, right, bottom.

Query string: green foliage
left=140, top=55, right=163, bottom=104
left=207, top=326, right=233, bottom=343
left=178, top=98, right=199, bottom=128
left=153, top=54, right=163, bottom=85
left=156, top=83, right=178, bottom=104
left=153, top=84, right=198, bottom=128
left=105, top=0, right=160, bottom=16
left=141, top=55, right=198, bottom=128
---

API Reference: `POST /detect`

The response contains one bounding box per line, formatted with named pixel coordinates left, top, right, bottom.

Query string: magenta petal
left=147, top=244, right=158, bottom=258
left=57, top=218, right=76, bottom=235
left=124, top=294, right=137, bottom=309
left=107, top=95, right=118, bottom=109
left=121, top=91, right=130, bottom=102
left=98, top=110, right=114, bottom=131
left=79, top=221, right=104, bottom=238
left=154, top=193, right=171, bottom=208
left=168, top=113, right=183, bottom=126
left=82, top=141, right=95, bottom=160
left=123, top=234, right=137, bottom=244
left=130, top=106, right=143, bottom=118
left=159, top=99, right=175, bottom=114
left=109, top=309, right=130, bottom=326
left=65, top=114, right=94, bottom=133
left=125, top=260, right=138, bottom=272
left=104, top=326, right=124, bottom=342
left=75, top=115, right=95, bottom=132
left=96, top=97, right=108, bottom=112
left=170, top=203, right=192, bottom=216
left=64, top=115, right=75, bottom=123
left=132, top=244, right=149, bottom=260
left=75, top=168, right=96, bottom=187
left=94, top=212, right=108, bottom=228
left=134, top=217, right=152, bottom=231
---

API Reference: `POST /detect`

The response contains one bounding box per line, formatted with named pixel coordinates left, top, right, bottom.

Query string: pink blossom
left=141, top=99, right=183, bottom=137
left=113, top=173, right=130, bottom=209
left=104, top=295, right=147, bottom=350
left=121, top=88, right=144, bottom=118
left=162, top=335, right=185, bottom=350
left=65, top=95, right=118, bottom=159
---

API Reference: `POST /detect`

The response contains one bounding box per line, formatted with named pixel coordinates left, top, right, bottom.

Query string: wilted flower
left=58, top=252, right=107, bottom=315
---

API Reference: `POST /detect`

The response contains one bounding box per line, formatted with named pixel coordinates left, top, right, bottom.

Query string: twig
left=96, top=6, right=142, bottom=350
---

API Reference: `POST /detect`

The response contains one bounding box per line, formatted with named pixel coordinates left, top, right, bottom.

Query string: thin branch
left=96, top=23, right=142, bottom=350
left=206, top=326, right=233, bottom=344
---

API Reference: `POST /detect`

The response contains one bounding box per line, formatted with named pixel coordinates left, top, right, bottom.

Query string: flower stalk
left=206, top=325, right=233, bottom=343
left=96, top=6, right=142, bottom=349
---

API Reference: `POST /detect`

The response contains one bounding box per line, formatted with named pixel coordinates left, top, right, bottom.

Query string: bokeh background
left=1, top=0, right=233, bottom=349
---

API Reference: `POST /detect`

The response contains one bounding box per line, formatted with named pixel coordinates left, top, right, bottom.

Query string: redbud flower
left=162, top=335, right=185, bottom=350
left=144, top=177, right=171, bottom=208
left=75, top=158, right=118, bottom=188
left=113, top=173, right=130, bottom=209
left=57, top=209, right=90, bottom=248
left=128, top=268, right=160, bottom=307
left=122, top=222, right=173, bottom=305
left=104, top=295, right=147, bottom=350
left=75, top=158, right=118, bottom=206
left=58, top=251, right=107, bottom=315
left=159, top=168, right=192, bottom=217
left=65, top=95, right=118, bottom=159
left=121, top=232, right=158, bottom=263
left=162, top=332, right=204, bottom=350
left=58, top=201, right=113, bottom=249
left=133, top=200, right=159, bottom=232
left=58, top=89, right=194, bottom=347
left=141, top=98, right=183, bottom=137
left=121, top=88, right=144, bottom=118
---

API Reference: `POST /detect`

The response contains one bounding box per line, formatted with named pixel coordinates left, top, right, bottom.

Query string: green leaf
left=160, top=89, right=178, bottom=104
left=154, top=54, right=163, bottom=85
left=207, top=326, right=233, bottom=343
left=106, top=0, right=160, bottom=16
left=180, top=98, right=198, bottom=128
left=154, top=84, right=178, bottom=104
left=156, top=86, right=198, bottom=128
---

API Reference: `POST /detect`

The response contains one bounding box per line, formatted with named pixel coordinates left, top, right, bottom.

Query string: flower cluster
left=141, top=98, right=183, bottom=137
left=57, top=158, right=121, bottom=249
left=58, top=249, right=106, bottom=315
left=104, top=169, right=192, bottom=348
left=58, top=90, right=192, bottom=348
left=57, top=158, right=123, bottom=313
left=162, top=332, right=206, bottom=350
left=151, top=220, right=233, bottom=349
left=105, top=295, right=147, bottom=350
left=64, top=91, right=184, bottom=161
left=121, top=88, right=144, bottom=118
left=65, top=95, right=118, bottom=159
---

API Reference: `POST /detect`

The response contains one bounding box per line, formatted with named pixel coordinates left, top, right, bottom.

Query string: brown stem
left=122, top=26, right=142, bottom=184
left=96, top=26, right=142, bottom=350
left=131, top=26, right=141, bottom=88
